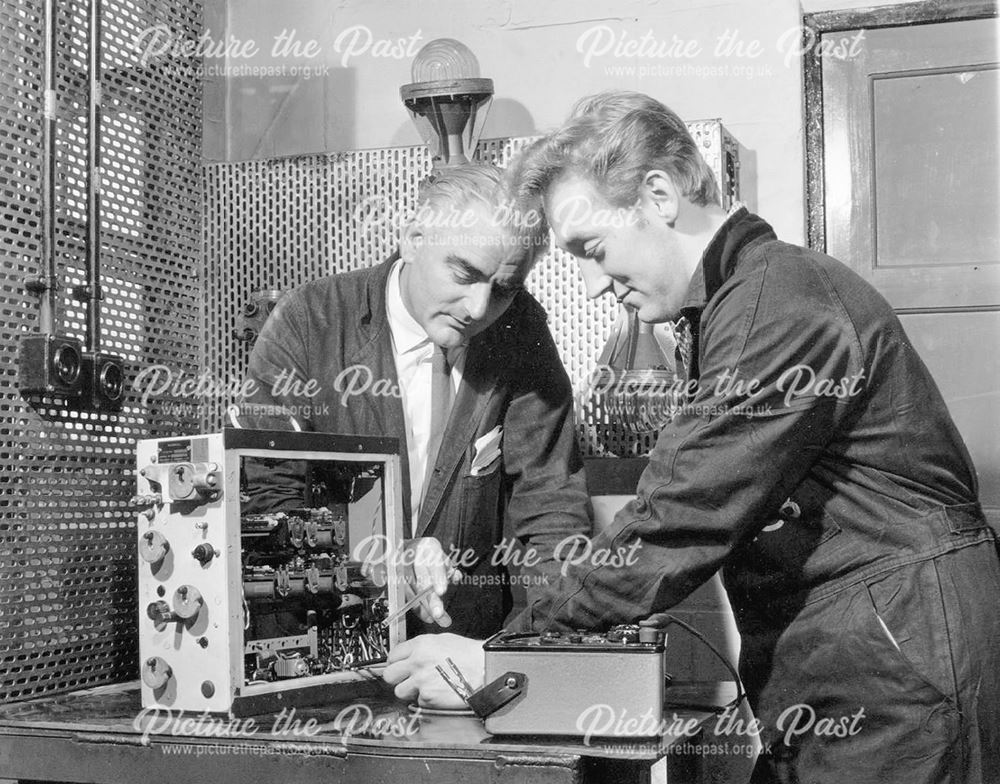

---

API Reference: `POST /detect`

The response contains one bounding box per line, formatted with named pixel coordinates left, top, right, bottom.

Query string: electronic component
left=233, top=290, right=285, bottom=345
left=472, top=626, right=668, bottom=737
left=16, top=334, right=84, bottom=399
left=135, top=429, right=405, bottom=715
left=80, top=350, right=126, bottom=411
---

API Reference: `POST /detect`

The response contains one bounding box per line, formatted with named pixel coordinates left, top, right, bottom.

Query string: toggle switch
left=147, top=600, right=179, bottom=624
left=132, top=491, right=163, bottom=521
left=191, top=543, right=216, bottom=565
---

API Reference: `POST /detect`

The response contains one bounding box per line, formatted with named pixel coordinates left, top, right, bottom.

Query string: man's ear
left=400, top=221, right=423, bottom=263
left=641, top=170, right=681, bottom=226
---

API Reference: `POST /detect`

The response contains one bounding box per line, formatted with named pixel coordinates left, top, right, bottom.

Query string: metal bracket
left=465, top=671, right=525, bottom=718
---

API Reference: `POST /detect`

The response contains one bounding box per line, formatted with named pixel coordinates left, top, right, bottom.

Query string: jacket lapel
left=345, top=257, right=413, bottom=524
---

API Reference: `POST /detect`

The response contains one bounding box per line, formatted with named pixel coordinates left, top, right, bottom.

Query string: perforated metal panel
left=204, top=126, right=738, bottom=458
left=203, top=147, right=432, bottom=430
left=0, top=0, right=203, bottom=701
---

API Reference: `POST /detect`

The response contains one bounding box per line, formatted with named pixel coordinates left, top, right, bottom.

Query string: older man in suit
left=239, top=164, right=592, bottom=639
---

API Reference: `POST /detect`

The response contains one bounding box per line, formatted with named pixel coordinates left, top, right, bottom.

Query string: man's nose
left=464, top=283, right=492, bottom=321
left=578, top=257, right=615, bottom=300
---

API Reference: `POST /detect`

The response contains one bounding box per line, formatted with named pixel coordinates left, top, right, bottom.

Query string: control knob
left=139, top=530, right=169, bottom=564
left=172, top=585, right=204, bottom=620
left=141, top=657, right=172, bottom=690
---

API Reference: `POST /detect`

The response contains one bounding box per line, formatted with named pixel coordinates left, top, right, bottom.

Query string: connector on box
left=81, top=350, right=126, bottom=411
left=17, top=334, right=85, bottom=399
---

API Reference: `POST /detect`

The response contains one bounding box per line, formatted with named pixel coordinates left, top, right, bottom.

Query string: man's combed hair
left=509, top=90, right=720, bottom=212
left=415, top=163, right=550, bottom=269
left=417, top=163, right=502, bottom=213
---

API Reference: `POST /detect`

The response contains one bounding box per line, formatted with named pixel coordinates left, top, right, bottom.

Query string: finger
left=432, top=564, right=448, bottom=595
left=415, top=593, right=442, bottom=624
left=415, top=595, right=452, bottom=627
left=392, top=677, right=421, bottom=702
left=424, top=592, right=446, bottom=620
left=416, top=538, right=451, bottom=589
left=416, top=673, right=467, bottom=710
left=413, top=567, right=437, bottom=597
left=385, top=638, right=416, bottom=664
left=417, top=686, right=456, bottom=709
left=413, top=553, right=448, bottom=596
left=638, top=613, right=672, bottom=627
left=382, top=659, right=412, bottom=684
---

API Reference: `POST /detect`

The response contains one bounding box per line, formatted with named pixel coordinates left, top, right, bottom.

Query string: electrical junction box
left=135, top=429, right=406, bottom=716
left=16, top=333, right=84, bottom=399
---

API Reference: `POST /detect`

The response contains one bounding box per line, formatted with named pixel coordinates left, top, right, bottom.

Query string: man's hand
left=383, top=633, right=486, bottom=709
left=402, top=537, right=461, bottom=628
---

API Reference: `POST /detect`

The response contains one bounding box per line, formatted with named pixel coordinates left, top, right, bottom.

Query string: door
left=820, top=14, right=1000, bottom=521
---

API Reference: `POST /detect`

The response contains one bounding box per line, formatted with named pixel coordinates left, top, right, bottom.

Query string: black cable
left=660, top=614, right=746, bottom=713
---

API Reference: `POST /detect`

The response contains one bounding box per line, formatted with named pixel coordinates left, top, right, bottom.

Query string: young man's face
left=545, top=174, right=691, bottom=323
left=400, top=202, right=525, bottom=348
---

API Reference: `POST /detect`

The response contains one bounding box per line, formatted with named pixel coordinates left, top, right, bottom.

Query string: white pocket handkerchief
left=470, top=426, right=502, bottom=476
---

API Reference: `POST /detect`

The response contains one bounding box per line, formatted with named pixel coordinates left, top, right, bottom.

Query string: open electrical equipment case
left=135, top=429, right=405, bottom=716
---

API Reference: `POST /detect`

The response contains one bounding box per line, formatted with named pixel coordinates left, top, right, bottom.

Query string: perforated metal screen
left=203, top=124, right=739, bottom=457
left=0, top=0, right=203, bottom=701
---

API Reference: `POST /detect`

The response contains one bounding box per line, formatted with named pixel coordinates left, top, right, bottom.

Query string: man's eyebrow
left=555, top=231, right=593, bottom=256
left=445, top=254, right=485, bottom=280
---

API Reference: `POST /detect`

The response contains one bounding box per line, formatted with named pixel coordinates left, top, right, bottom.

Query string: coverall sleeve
left=514, top=254, right=864, bottom=631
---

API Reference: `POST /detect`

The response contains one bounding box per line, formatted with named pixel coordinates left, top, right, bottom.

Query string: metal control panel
left=135, top=429, right=405, bottom=715
left=481, top=627, right=668, bottom=737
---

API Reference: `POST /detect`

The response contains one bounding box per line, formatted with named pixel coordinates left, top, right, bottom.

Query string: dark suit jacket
left=240, top=258, right=592, bottom=638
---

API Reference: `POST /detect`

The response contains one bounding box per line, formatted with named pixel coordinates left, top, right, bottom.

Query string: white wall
left=205, top=0, right=809, bottom=243
left=201, top=0, right=954, bottom=246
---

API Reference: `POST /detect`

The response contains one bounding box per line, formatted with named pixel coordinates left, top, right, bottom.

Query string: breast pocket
left=457, top=466, right=504, bottom=559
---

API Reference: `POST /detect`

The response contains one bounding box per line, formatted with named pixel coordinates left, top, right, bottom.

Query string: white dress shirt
left=385, top=260, right=465, bottom=532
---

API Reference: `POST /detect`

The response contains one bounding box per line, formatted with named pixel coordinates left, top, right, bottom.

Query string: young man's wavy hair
left=509, top=91, right=721, bottom=214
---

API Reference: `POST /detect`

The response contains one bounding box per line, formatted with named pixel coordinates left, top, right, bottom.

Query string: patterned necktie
left=422, top=345, right=455, bottom=497
left=673, top=316, right=694, bottom=382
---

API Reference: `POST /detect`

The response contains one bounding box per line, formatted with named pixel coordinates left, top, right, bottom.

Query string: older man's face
left=545, top=174, right=690, bottom=323
left=400, top=202, right=525, bottom=348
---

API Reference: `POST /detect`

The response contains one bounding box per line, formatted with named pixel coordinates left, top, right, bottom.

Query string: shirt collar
left=386, top=259, right=432, bottom=356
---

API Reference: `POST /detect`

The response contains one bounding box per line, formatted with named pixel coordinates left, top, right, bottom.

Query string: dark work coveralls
left=516, top=209, right=1000, bottom=783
